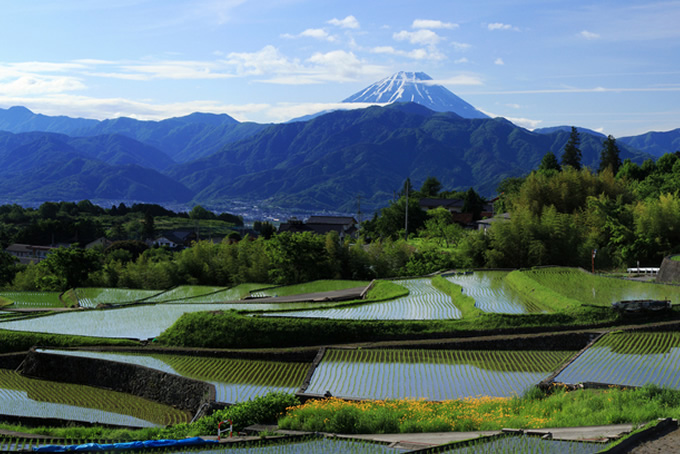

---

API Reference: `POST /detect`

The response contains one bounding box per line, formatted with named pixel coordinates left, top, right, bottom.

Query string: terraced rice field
left=444, top=272, right=543, bottom=314
left=143, top=285, right=227, bottom=302
left=145, top=284, right=270, bottom=303
left=0, top=369, right=189, bottom=427
left=521, top=267, right=680, bottom=306
left=266, top=278, right=462, bottom=320
left=137, top=438, right=407, bottom=453
left=249, top=280, right=369, bottom=299
left=554, top=332, right=680, bottom=388
left=0, top=292, right=63, bottom=309
left=306, top=348, right=572, bottom=400
left=439, top=435, right=603, bottom=453
left=0, top=302, right=335, bottom=339
left=73, top=288, right=161, bottom=307
left=39, top=349, right=309, bottom=403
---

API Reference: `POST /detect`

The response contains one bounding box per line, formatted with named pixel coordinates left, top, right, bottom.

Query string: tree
left=561, top=126, right=582, bottom=170
left=254, top=221, right=276, bottom=239
left=142, top=211, right=155, bottom=239
left=421, top=207, right=463, bottom=248
left=538, top=151, right=562, bottom=173
left=265, top=232, right=331, bottom=284
left=599, top=135, right=622, bottom=174
left=189, top=205, right=216, bottom=220
left=420, top=176, right=442, bottom=198
left=39, top=247, right=102, bottom=290
left=373, top=197, right=427, bottom=239
left=462, top=188, right=486, bottom=221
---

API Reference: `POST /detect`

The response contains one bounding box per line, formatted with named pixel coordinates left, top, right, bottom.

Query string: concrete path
left=245, top=423, right=636, bottom=449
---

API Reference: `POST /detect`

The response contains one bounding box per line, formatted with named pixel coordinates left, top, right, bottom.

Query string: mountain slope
left=169, top=103, right=648, bottom=212
left=0, top=131, right=175, bottom=172
left=619, top=128, right=680, bottom=158
left=0, top=132, right=193, bottom=203
left=343, top=71, right=489, bottom=119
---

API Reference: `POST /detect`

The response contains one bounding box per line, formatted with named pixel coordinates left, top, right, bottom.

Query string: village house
left=278, top=215, right=358, bottom=239
left=5, top=243, right=58, bottom=265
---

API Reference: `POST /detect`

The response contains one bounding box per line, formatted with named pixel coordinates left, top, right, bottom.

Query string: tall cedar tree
left=599, top=135, right=622, bottom=174
left=539, top=151, right=562, bottom=172
left=561, top=126, right=582, bottom=170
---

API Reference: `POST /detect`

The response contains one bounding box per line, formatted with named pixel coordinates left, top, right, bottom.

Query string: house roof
left=419, top=198, right=464, bottom=209
left=5, top=243, right=57, bottom=253
left=306, top=216, right=358, bottom=225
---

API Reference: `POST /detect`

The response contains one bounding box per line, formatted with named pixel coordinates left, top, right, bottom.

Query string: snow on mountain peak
left=343, top=71, right=488, bottom=119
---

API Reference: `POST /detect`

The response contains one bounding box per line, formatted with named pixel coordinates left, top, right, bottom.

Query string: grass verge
left=430, top=275, right=481, bottom=319
left=279, top=384, right=680, bottom=434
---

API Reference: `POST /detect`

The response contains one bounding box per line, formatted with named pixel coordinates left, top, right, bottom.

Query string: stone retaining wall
left=19, top=349, right=215, bottom=414
left=657, top=256, right=680, bottom=284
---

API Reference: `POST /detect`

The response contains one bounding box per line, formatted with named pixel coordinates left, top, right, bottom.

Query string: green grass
left=671, top=255, right=680, bottom=262
left=0, top=292, right=64, bottom=309
left=279, top=384, right=680, bottom=433
left=251, top=279, right=369, bottom=298
left=431, top=275, right=481, bottom=318
left=517, top=267, right=680, bottom=306
left=0, top=329, right=139, bottom=354
left=505, top=270, right=583, bottom=313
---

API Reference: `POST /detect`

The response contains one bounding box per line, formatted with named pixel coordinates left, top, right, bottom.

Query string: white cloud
left=488, top=22, right=518, bottom=31
left=579, top=30, right=600, bottom=40
left=301, top=28, right=335, bottom=41
left=412, top=19, right=458, bottom=30
left=454, top=57, right=469, bottom=64
left=393, top=29, right=442, bottom=46
left=267, top=102, right=380, bottom=122
left=370, top=46, right=445, bottom=61
left=506, top=116, right=542, bottom=130
left=115, top=61, right=234, bottom=80
left=328, top=15, right=359, bottom=29
left=282, top=28, right=335, bottom=42
left=494, top=58, right=505, bottom=65
left=226, top=45, right=302, bottom=77
left=0, top=75, right=86, bottom=95
left=305, top=50, right=381, bottom=81
left=451, top=42, right=472, bottom=51
left=0, top=92, right=270, bottom=122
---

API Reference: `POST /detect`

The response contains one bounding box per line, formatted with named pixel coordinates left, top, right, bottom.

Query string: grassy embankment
left=0, top=330, right=138, bottom=354
left=279, top=384, right=680, bottom=434
left=158, top=278, right=619, bottom=348
left=159, top=269, right=646, bottom=349
left=4, top=385, right=680, bottom=440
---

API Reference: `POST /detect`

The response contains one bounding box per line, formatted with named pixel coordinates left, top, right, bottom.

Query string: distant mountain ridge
left=0, top=106, right=267, bottom=163
left=0, top=94, right=677, bottom=212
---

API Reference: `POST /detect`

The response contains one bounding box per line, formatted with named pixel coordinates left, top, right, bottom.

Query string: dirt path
left=630, top=427, right=680, bottom=453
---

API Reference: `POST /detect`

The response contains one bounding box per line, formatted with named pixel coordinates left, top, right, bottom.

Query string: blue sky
left=1, top=0, right=679, bottom=137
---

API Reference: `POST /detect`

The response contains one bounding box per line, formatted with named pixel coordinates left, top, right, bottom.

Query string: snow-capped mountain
left=342, top=71, right=489, bottom=119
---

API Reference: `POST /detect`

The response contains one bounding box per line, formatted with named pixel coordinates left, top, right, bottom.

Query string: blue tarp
left=34, top=436, right=219, bottom=452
